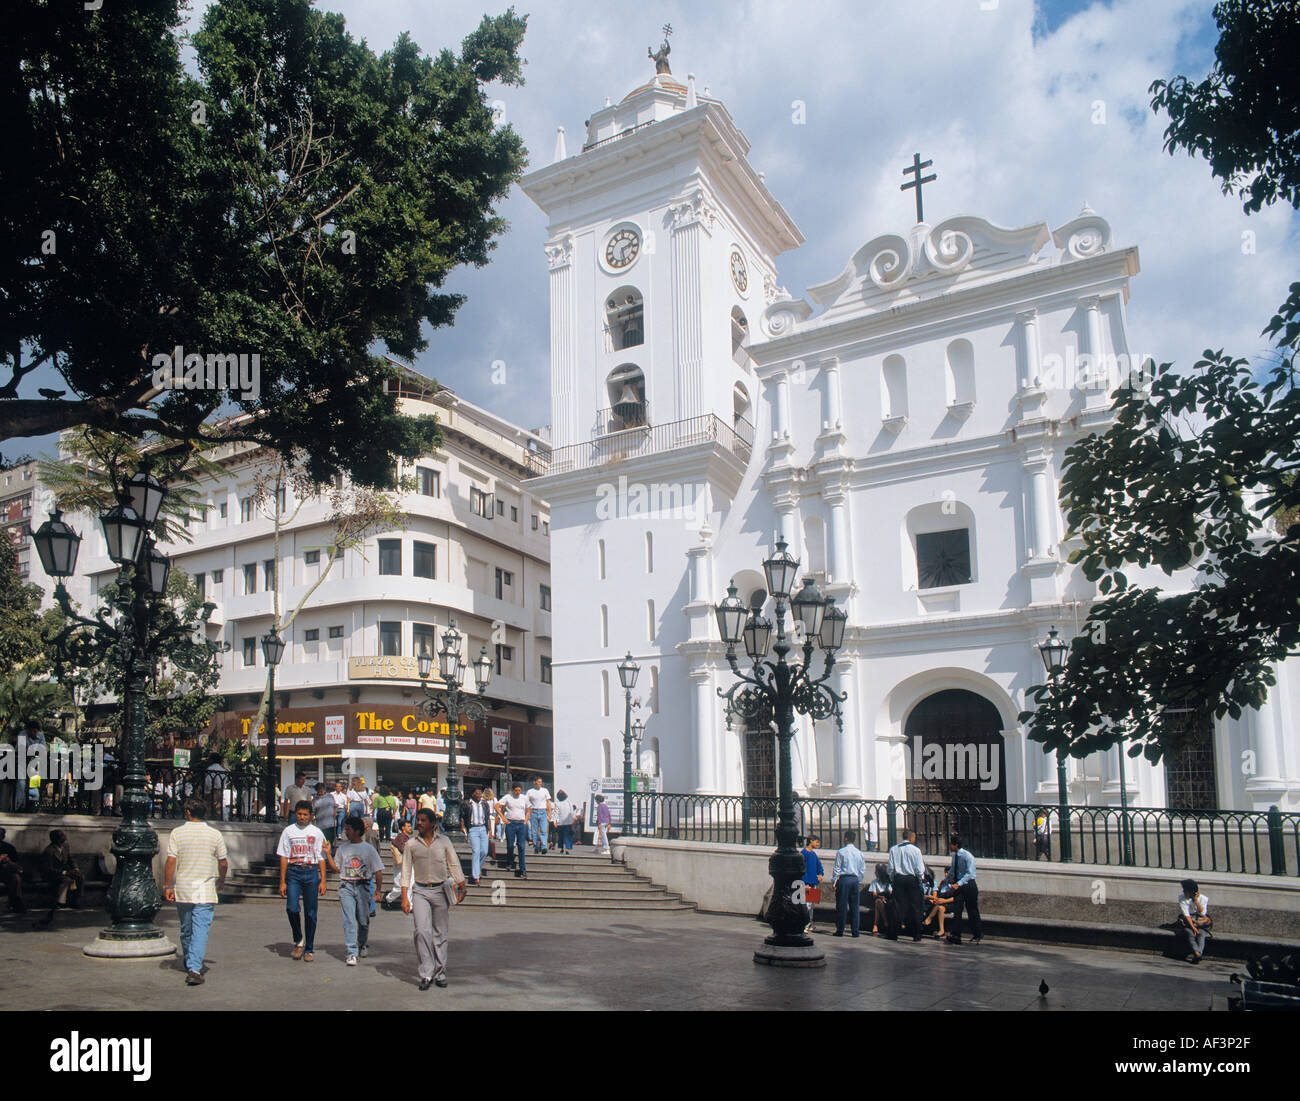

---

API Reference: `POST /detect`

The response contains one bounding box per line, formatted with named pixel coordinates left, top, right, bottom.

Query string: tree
left=0, top=530, right=46, bottom=673
left=2, top=0, right=528, bottom=486
left=1024, top=0, right=1300, bottom=764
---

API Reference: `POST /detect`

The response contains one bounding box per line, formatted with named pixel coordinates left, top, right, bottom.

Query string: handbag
left=805, top=886, right=822, bottom=905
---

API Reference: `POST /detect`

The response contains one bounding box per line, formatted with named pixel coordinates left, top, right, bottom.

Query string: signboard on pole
left=324, top=715, right=345, bottom=745
left=491, top=727, right=510, bottom=755
left=173, top=748, right=191, bottom=768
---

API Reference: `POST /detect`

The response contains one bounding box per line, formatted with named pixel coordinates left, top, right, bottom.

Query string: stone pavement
left=0, top=901, right=1236, bottom=1011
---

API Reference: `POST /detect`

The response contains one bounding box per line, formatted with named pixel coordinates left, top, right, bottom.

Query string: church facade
left=522, top=62, right=1299, bottom=815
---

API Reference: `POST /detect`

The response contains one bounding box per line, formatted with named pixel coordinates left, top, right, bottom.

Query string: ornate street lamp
left=261, top=625, right=285, bottom=823
left=1036, top=626, right=1073, bottom=862
left=32, top=510, right=81, bottom=578
left=144, top=541, right=171, bottom=597
left=616, top=652, right=641, bottom=838
left=717, top=542, right=847, bottom=968
left=100, top=499, right=147, bottom=565
left=417, top=618, right=493, bottom=832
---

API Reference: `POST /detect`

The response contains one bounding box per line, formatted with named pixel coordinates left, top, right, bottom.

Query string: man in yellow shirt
left=163, top=798, right=229, bottom=986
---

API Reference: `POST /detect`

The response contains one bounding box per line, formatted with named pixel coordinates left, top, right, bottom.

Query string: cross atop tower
left=649, top=24, right=673, bottom=74
left=900, top=153, right=937, bottom=224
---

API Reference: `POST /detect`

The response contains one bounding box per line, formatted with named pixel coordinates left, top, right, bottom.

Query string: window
left=304, top=549, right=320, bottom=566
left=418, top=467, right=440, bottom=498
left=219, top=502, right=228, bottom=519
left=597, top=539, right=606, bottom=580
left=193, top=572, right=206, bottom=598
left=916, top=529, right=972, bottom=588
left=540, top=656, right=552, bottom=684
left=511, top=506, right=518, bottom=522
left=540, top=584, right=551, bottom=611
left=495, top=643, right=514, bottom=675
left=211, top=568, right=224, bottom=584
left=882, top=353, right=908, bottom=421
left=414, top=623, right=436, bottom=660
left=379, top=621, right=401, bottom=656
left=531, top=514, right=539, bottom=531
left=495, top=568, right=513, bottom=599
left=263, top=559, right=276, bottom=591
left=647, top=599, right=656, bottom=642
left=242, top=638, right=257, bottom=667
left=470, top=487, right=493, bottom=519
left=600, top=604, right=609, bottom=648
left=328, top=625, right=344, bottom=640
left=413, top=542, right=436, bottom=579
left=605, top=287, right=644, bottom=350
left=240, top=497, right=255, bottom=522
left=645, top=531, right=653, bottom=573
left=542, top=520, right=549, bottom=536
left=496, top=498, right=505, bottom=517
left=378, top=539, right=402, bottom=575
left=304, top=628, right=320, bottom=642
left=242, top=563, right=257, bottom=594
left=601, top=671, right=610, bottom=717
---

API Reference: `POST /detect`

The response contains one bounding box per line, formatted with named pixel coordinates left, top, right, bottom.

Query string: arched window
left=882, top=353, right=908, bottom=420
left=647, top=599, right=656, bottom=642
left=607, top=364, right=646, bottom=428
left=903, top=500, right=978, bottom=590
left=731, top=306, right=749, bottom=353
left=645, top=531, right=653, bottom=573
left=733, top=382, right=752, bottom=431
left=600, top=604, right=609, bottom=647
left=598, top=538, right=606, bottom=580
left=601, top=737, right=612, bottom=775
left=601, top=672, right=610, bottom=718
left=650, top=666, right=659, bottom=713
left=945, top=338, right=976, bottom=407
left=605, top=287, right=644, bottom=351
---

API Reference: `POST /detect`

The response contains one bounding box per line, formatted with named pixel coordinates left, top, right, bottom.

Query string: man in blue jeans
left=163, top=798, right=229, bottom=986
left=496, top=783, right=529, bottom=879
left=832, top=830, right=867, bottom=938
left=334, top=816, right=383, bottom=966
left=527, top=777, right=553, bottom=855
left=277, top=800, right=331, bottom=961
left=464, top=788, right=491, bottom=885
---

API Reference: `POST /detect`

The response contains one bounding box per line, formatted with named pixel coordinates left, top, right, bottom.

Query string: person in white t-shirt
left=276, top=801, right=334, bottom=962
left=526, top=777, right=553, bottom=854
left=1178, top=879, right=1212, bottom=963
left=496, top=784, right=530, bottom=877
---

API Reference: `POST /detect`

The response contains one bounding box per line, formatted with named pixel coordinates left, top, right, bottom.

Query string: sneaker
left=303, top=952, right=315, bottom=962
left=346, top=956, right=357, bottom=966
left=185, top=971, right=204, bottom=986
left=359, top=945, right=369, bottom=958
left=291, top=944, right=304, bottom=960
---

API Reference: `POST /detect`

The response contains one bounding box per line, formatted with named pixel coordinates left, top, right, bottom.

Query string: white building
left=49, top=371, right=554, bottom=796
left=522, top=60, right=1300, bottom=814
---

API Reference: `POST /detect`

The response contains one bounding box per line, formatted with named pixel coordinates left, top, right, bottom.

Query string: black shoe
left=851, top=933, right=860, bottom=938
left=419, top=978, right=432, bottom=991
left=833, top=932, right=843, bottom=937
left=945, top=936, right=962, bottom=945
left=514, top=872, right=522, bottom=878
left=434, top=976, right=448, bottom=988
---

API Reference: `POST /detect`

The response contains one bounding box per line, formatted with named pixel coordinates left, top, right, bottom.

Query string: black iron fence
left=4, top=766, right=268, bottom=822
left=625, top=793, right=1300, bottom=877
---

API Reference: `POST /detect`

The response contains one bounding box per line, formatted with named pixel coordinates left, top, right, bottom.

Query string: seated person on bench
left=1178, top=878, right=1212, bottom=963
left=923, top=872, right=955, bottom=938
left=865, top=862, right=892, bottom=937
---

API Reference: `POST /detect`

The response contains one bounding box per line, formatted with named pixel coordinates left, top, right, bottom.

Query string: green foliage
left=2, top=0, right=527, bottom=486
left=0, top=669, right=66, bottom=744
left=0, top=532, right=47, bottom=673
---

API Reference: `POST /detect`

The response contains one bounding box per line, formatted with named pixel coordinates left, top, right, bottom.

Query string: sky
left=6, top=0, right=1296, bottom=458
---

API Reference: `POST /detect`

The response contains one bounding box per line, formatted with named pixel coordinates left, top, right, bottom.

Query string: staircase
left=222, top=839, right=695, bottom=913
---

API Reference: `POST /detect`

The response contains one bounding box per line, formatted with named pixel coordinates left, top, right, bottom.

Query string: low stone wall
left=0, top=813, right=280, bottom=883
left=612, top=837, right=1300, bottom=940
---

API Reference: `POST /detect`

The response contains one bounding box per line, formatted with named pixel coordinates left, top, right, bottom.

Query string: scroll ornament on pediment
left=860, top=221, right=977, bottom=291
left=545, top=236, right=574, bottom=270
left=669, top=188, right=717, bottom=231
left=1052, top=204, right=1112, bottom=262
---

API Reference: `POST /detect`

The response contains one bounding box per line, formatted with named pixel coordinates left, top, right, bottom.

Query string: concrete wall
left=0, top=813, right=280, bottom=882
left=613, top=837, right=1300, bottom=939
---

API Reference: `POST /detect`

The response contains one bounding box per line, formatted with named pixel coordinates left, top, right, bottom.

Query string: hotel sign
left=348, top=655, right=423, bottom=680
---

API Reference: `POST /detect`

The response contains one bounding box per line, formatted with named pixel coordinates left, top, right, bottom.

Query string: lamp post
left=617, top=652, right=640, bottom=839
left=715, top=538, right=847, bottom=968
left=1116, top=737, right=1134, bottom=866
left=1036, top=626, right=1072, bottom=862
left=261, top=625, right=285, bottom=822
left=34, top=465, right=219, bottom=959
left=630, top=716, right=645, bottom=835
left=417, top=618, right=493, bottom=833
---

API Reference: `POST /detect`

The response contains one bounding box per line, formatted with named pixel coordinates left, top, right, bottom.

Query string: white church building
left=522, top=57, right=1299, bottom=816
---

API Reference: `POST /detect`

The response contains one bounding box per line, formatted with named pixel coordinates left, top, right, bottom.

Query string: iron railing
left=533, top=413, right=754, bottom=478
left=581, top=120, right=655, bottom=153
left=7, top=766, right=269, bottom=822
left=625, top=793, right=1300, bottom=877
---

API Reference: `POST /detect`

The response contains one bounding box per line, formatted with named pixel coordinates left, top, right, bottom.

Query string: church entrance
left=742, top=716, right=777, bottom=800
left=903, top=689, right=1008, bottom=858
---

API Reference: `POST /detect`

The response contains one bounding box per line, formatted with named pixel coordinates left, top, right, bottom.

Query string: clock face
left=605, top=228, right=641, bottom=269
left=730, top=249, right=748, bottom=293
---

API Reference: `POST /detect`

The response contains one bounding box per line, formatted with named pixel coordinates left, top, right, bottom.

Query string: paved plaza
left=0, top=901, right=1236, bottom=1011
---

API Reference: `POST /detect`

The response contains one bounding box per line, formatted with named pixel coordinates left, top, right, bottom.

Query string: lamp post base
left=753, top=938, right=826, bottom=968
left=83, top=929, right=177, bottom=959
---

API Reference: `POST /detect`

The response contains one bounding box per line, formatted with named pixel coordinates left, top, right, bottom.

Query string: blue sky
left=7, top=0, right=1294, bottom=464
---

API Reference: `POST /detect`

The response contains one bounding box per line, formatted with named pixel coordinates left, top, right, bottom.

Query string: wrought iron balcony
left=526, top=412, right=754, bottom=478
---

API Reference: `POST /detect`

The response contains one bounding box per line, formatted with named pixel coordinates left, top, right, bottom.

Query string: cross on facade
left=900, top=152, right=937, bottom=223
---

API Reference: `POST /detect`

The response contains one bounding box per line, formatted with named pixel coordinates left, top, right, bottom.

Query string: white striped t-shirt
left=166, top=820, right=228, bottom=905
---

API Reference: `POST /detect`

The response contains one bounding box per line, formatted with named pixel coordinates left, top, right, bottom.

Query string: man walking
left=945, top=834, right=983, bottom=946
left=497, top=783, right=530, bottom=877
left=527, top=776, right=553, bottom=855
left=277, top=800, right=331, bottom=961
left=401, top=808, right=466, bottom=989
left=553, top=790, right=576, bottom=852
left=312, top=783, right=337, bottom=848
left=162, top=798, right=228, bottom=986
left=384, top=819, right=413, bottom=907
left=887, top=828, right=927, bottom=942
left=594, top=794, right=612, bottom=854
left=332, top=781, right=348, bottom=838
left=280, top=771, right=311, bottom=821
left=335, top=815, right=383, bottom=966
left=831, top=831, right=866, bottom=937
left=464, top=788, right=491, bottom=885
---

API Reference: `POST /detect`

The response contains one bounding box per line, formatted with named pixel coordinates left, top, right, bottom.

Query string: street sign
left=173, top=749, right=191, bottom=768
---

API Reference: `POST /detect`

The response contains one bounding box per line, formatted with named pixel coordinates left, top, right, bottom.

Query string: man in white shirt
left=162, top=798, right=229, bottom=986
left=1178, top=879, right=1212, bottom=963
left=280, top=771, right=311, bottom=821
left=553, top=790, right=576, bottom=852
left=526, top=777, right=553, bottom=855
left=886, top=828, right=927, bottom=942
left=276, top=800, right=333, bottom=962
left=496, top=783, right=530, bottom=878
left=464, top=788, right=492, bottom=884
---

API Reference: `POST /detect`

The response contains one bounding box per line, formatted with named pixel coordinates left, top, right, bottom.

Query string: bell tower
left=521, top=42, right=802, bottom=796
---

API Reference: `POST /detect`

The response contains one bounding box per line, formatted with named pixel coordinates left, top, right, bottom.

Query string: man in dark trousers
left=945, top=834, right=983, bottom=945
left=831, top=831, right=866, bottom=937
left=886, top=828, right=926, bottom=941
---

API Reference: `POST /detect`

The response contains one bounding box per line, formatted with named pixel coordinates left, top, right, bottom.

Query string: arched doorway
left=903, top=689, right=1007, bottom=857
